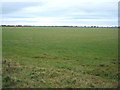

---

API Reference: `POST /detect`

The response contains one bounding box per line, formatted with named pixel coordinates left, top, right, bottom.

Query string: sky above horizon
left=1, top=0, right=119, bottom=26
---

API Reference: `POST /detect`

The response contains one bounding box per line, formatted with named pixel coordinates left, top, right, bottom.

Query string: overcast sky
left=1, top=0, right=119, bottom=26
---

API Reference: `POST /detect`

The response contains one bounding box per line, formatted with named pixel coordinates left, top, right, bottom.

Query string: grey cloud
left=1, top=1, right=117, bottom=26
left=2, top=2, right=43, bottom=14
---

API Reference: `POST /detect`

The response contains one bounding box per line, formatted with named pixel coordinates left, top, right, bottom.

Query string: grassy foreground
left=2, top=27, right=118, bottom=88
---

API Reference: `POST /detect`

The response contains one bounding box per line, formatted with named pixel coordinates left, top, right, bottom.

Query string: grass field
left=2, top=27, right=118, bottom=88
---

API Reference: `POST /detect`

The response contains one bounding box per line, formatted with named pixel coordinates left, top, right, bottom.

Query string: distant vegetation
left=1, top=25, right=118, bottom=28
left=2, top=27, right=118, bottom=88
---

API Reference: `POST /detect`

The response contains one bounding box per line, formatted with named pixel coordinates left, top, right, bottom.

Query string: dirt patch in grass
left=32, top=54, right=70, bottom=60
left=3, top=59, right=22, bottom=74
left=3, top=59, right=23, bottom=87
left=32, top=54, right=58, bottom=59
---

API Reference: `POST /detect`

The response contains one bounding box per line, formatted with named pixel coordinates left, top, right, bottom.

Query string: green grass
left=2, top=27, right=118, bottom=88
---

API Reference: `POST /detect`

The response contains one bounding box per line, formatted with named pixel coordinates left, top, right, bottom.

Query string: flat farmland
left=2, top=27, right=118, bottom=88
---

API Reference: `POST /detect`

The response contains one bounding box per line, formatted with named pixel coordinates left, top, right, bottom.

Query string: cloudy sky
left=1, top=0, right=119, bottom=26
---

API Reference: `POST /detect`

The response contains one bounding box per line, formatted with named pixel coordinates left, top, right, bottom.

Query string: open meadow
left=2, top=27, right=118, bottom=88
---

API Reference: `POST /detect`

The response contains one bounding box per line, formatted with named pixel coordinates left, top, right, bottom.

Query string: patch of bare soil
left=32, top=54, right=58, bottom=59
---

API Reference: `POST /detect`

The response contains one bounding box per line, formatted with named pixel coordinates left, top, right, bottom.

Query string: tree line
left=0, top=25, right=118, bottom=28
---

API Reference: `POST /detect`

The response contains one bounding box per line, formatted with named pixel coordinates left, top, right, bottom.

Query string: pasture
left=2, top=27, right=118, bottom=88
